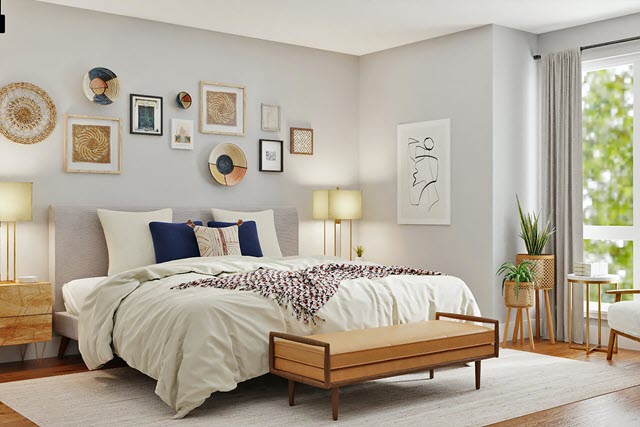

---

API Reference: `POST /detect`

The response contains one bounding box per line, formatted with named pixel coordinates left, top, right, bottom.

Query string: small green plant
left=517, top=195, right=555, bottom=255
left=354, top=245, right=365, bottom=257
left=496, top=261, right=535, bottom=297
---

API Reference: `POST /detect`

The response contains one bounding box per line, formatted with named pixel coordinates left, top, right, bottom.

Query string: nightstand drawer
left=0, top=283, right=52, bottom=317
left=0, top=314, right=52, bottom=346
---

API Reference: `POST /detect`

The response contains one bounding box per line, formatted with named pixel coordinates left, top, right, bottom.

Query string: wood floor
left=0, top=340, right=639, bottom=426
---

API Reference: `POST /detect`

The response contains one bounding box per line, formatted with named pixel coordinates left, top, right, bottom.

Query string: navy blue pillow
left=207, top=221, right=263, bottom=257
left=149, top=221, right=203, bottom=264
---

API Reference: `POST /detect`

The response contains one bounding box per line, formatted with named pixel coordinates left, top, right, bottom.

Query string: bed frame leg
left=429, top=369, right=434, bottom=379
left=58, top=337, right=70, bottom=359
left=331, top=387, right=339, bottom=421
left=288, top=380, right=295, bottom=406
left=475, top=361, right=481, bottom=390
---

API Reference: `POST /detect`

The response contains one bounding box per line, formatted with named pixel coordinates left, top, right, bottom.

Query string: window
left=582, top=55, right=639, bottom=305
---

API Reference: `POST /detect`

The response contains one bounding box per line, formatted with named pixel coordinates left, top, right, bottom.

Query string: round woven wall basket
left=504, top=281, right=535, bottom=308
left=516, top=254, right=555, bottom=290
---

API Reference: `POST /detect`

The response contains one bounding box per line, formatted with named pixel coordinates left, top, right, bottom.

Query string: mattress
left=61, top=277, right=107, bottom=316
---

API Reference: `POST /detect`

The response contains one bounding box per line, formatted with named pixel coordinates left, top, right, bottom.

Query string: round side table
left=567, top=274, right=619, bottom=354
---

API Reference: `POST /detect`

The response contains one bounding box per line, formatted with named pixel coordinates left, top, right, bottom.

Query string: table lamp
left=0, top=182, right=33, bottom=283
left=312, top=190, right=329, bottom=255
left=329, top=188, right=362, bottom=260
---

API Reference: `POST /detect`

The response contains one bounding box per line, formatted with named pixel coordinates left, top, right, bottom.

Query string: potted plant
left=354, top=245, right=365, bottom=261
left=516, top=195, right=555, bottom=291
left=497, top=261, right=536, bottom=308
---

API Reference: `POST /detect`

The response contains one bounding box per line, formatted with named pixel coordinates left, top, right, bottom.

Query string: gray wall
left=491, top=25, right=539, bottom=317
left=539, top=12, right=640, bottom=59
left=357, top=26, right=496, bottom=314
left=0, top=0, right=359, bottom=361
left=0, top=0, right=359, bottom=278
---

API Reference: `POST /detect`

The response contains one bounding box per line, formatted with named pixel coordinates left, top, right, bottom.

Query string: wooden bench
left=269, top=312, right=499, bottom=420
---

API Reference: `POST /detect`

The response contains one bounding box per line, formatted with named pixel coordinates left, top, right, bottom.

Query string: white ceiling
left=37, top=0, right=640, bottom=55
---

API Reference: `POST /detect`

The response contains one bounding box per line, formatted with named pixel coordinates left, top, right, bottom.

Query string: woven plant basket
left=516, top=254, right=555, bottom=290
left=504, top=281, right=535, bottom=308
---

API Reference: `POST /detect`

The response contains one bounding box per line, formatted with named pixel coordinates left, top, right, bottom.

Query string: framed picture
left=64, top=114, right=122, bottom=174
left=290, top=127, right=313, bottom=155
left=259, top=139, right=283, bottom=172
left=200, top=81, right=246, bottom=135
left=261, top=104, right=280, bottom=132
left=397, top=119, right=450, bottom=225
left=171, top=119, right=194, bottom=150
left=130, top=94, right=163, bottom=136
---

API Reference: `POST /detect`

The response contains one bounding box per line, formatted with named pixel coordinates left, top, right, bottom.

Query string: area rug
left=1, top=349, right=639, bottom=426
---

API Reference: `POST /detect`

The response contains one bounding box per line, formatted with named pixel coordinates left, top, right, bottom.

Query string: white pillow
left=211, top=208, right=282, bottom=258
left=98, top=208, right=173, bottom=275
left=62, top=277, right=107, bottom=316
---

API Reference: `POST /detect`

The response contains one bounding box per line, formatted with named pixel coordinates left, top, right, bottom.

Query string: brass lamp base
left=2, top=221, right=18, bottom=282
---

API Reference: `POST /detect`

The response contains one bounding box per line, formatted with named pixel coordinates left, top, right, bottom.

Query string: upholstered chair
left=606, top=289, right=640, bottom=360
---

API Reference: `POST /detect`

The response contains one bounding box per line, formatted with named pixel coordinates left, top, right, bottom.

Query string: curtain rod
left=533, top=35, right=640, bottom=60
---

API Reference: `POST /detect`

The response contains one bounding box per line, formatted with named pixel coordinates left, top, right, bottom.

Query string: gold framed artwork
left=200, top=81, right=246, bottom=136
left=64, top=114, right=122, bottom=174
left=290, top=127, right=313, bottom=155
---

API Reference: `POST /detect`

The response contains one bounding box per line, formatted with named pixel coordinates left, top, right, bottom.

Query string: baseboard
left=499, top=317, right=640, bottom=351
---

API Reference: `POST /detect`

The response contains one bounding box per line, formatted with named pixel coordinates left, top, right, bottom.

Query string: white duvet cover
left=79, top=256, right=480, bottom=418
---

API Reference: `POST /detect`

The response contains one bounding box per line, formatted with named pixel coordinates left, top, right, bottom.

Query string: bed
left=49, top=205, right=481, bottom=418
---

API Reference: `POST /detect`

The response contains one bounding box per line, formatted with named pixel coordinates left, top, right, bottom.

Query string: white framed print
left=200, top=81, right=246, bottom=135
left=130, top=94, right=163, bottom=136
left=261, top=103, right=280, bottom=132
left=397, top=119, right=450, bottom=225
left=259, top=139, right=283, bottom=172
left=64, top=114, right=122, bottom=174
left=171, top=119, right=194, bottom=150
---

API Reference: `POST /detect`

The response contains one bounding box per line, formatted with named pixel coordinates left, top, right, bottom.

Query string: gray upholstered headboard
left=48, top=205, right=299, bottom=312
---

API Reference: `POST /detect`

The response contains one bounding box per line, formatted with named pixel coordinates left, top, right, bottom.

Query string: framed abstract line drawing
left=259, top=139, right=283, bottom=172
left=64, top=114, right=122, bottom=174
left=130, top=94, right=163, bottom=136
left=200, top=81, right=246, bottom=136
left=171, top=119, right=194, bottom=150
left=397, top=119, right=450, bottom=225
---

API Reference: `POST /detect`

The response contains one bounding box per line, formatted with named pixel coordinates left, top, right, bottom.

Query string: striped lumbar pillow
left=188, top=220, right=241, bottom=257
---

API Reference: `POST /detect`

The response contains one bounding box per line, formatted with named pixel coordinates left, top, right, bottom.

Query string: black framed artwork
left=259, top=139, right=283, bottom=172
left=130, top=94, right=163, bottom=136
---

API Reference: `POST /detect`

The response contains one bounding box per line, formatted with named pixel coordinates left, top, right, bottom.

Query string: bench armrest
left=605, top=289, right=640, bottom=302
left=269, top=331, right=331, bottom=386
left=435, top=312, right=500, bottom=357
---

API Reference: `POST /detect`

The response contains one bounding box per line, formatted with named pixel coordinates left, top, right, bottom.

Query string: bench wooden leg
left=288, top=380, right=295, bottom=406
left=429, top=369, right=434, bottom=379
left=475, top=361, right=481, bottom=390
left=331, top=387, right=339, bottom=421
left=58, top=337, right=70, bottom=359
left=607, top=330, right=617, bottom=361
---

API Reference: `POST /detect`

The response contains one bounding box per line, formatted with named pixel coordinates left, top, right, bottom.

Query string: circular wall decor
left=208, top=143, right=247, bottom=186
left=0, top=82, right=57, bottom=145
left=176, top=92, right=192, bottom=109
left=83, top=67, right=120, bottom=105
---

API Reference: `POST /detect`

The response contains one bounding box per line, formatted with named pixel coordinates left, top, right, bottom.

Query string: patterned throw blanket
left=172, top=263, right=443, bottom=324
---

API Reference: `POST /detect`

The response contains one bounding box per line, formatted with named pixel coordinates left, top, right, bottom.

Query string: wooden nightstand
left=0, top=282, right=52, bottom=363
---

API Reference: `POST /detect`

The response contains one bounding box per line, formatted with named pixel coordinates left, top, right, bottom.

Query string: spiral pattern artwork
left=0, top=82, right=57, bottom=145
left=206, top=91, right=237, bottom=126
left=72, top=124, right=111, bottom=164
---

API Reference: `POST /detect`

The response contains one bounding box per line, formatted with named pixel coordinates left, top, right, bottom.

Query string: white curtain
left=541, top=49, right=584, bottom=343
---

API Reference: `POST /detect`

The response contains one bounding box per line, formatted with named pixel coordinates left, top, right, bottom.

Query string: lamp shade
left=0, top=182, right=33, bottom=221
left=312, top=190, right=329, bottom=219
left=328, top=189, right=362, bottom=220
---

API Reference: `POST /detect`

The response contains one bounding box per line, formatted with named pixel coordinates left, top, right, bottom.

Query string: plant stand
left=503, top=307, right=535, bottom=350
left=516, top=254, right=555, bottom=344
